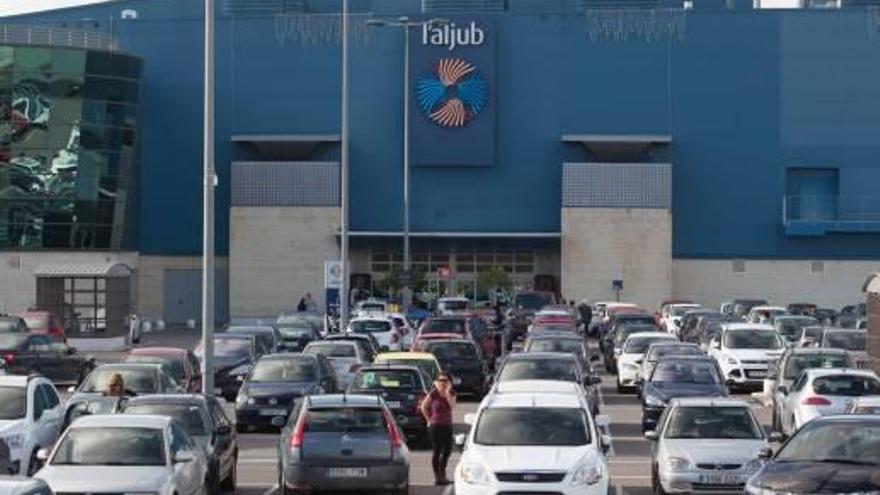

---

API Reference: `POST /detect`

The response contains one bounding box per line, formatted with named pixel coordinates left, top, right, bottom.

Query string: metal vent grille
left=422, top=0, right=507, bottom=13
left=811, top=260, right=825, bottom=273
left=562, top=163, right=671, bottom=209
left=232, top=162, right=340, bottom=206
left=732, top=260, right=746, bottom=273
left=222, top=0, right=306, bottom=17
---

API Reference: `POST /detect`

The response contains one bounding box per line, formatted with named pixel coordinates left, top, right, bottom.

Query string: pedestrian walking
left=578, top=299, right=593, bottom=337
left=420, top=372, right=456, bottom=485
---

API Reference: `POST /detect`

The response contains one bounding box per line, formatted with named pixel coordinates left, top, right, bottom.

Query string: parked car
left=504, top=290, right=557, bottom=342
left=794, top=325, right=825, bottom=348
left=0, top=318, right=28, bottom=335
left=235, top=353, right=336, bottom=431
left=303, top=341, right=370, bottom=390
left=35, top=414, right=209, bottom=495
left=677, top=310, right=720, bottom=341
left=0, top=477, right=52, bottom=495
left=125, top=347, right=202, bottom=393
left=766, top=347, right=852, bottom=432
left=645, top=398, right=768, bottom=495
left=658, top=303, right=702, bottom=334
left=843, top=396, right=880, bottom=414
left=708, top=324, right=785, bottom=390
left=746, top=306, right=788, bottom=325
left=834, top=303, right=865, bottom=329
left=772, top=315, right=819, bottom=346
left=638, top=342, right=704, bottom=390
left=387, top=313, right=416, bottom=350
left=61, top=396, right=126, bottom=432
left=454, top=389, right=610, bottom=495
left=347, top=365, right=430, bottom=444
left=0, top=334, right=94, bottom=386
left=523, top=333, right=595, bottom=370
left=787, top=303, right=817, bottom=317
left=745, top=415, right=880, bottom=494
left=277, top=394, right=410, bottom=495
left=324, top=333, right=379, bottom=362
left=0, top=375, right=63, bottom=475
left=195, top=334, right=257, bottom=400
left=683, top=314, right=742, bottom=350
left=417, top=316, right=497, bottom=368
left=601, top=323, right=661, bottom=372
left=730, top=299, right=768, bottom=318
left=437, top=297, right=471, bottom=316
left=418, top=339, right=490, bottom=397
left=616, top=332, right=678, bottom=393
left=495, top=351, right=601, bottom=414
left=13, top=312, right=65, bottom=343
left=120, top=394, right=237, bottom=494
left=275, top=318, right=322, bottom=352
left=640, top=356, right=728, bottom=432
left=225, top=325, right=282, bottom=354
left=70, top=363, right=182, bottom=401
left=347, top=316, right=401, bottom=352
left=776, top=367, right=880, bottom=436
left=820, top=328, right=867, bottom=358
left=374, top=352, right=442, bottom=383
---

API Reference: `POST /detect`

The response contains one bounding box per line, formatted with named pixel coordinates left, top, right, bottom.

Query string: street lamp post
left=339, top=0, right=351, bottom=329
left=365, top=17, right=447, bottom=307
left=201, top=0, right=215, bottom=396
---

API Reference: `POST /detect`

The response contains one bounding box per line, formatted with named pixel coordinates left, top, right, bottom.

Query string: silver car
left=277, top=394, right=409, bottom=495
left=302, top=341, right=370, bottom=390
left=645, top=398, right=770, bottom=494
left=35, top=414, right=209, bottom=495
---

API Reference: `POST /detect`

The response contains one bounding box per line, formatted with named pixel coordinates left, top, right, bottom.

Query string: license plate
left=327, top=467, right=368, bottom=478
left=749, top=370, right=767, bottom=378
left=259, top=408, right=287, bottom=416
left=699, top=474, right=743, bottom=485
left=386, top=401, right=401, bottom=409
left=453, top=377, right=462, bottom=385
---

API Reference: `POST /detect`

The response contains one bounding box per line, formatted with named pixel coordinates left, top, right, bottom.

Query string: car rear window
left=350, top=370, right=420, bottom=391
left=125, top=355, right=184, bottom=380
left=22, top=315, right=49, bottom=329
left=425, top=342, right=478, bottom=361
left=812, top=375, right=880, bottom=397
left=498, top=359, right=577, bottom=382
left=823, top=332, right=866, bottom=352
left=646, top=345, right=702, bottom=361
left=624, top=336, right=674, bottom=354
left=251, top=359, right=317, bottom=382
left=784, top=353, right=848, bottom=380
left=423, top=319, right=465, bottom=334
left=350, top=320, right=391, bottom=334
left=80, top=369, right=158, bottom=394
left=526, top=339, right=582, bottom=355
left=123, top=404, right=207, bottom=436
left=305, top=343, right=357, bottom=358
left=723, top=330, right=782, bottom=350
left=305, top=408, right=386, bottom=433
left=651, top=361, right=720, bottom=384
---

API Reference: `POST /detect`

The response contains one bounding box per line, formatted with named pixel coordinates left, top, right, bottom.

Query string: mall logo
left=422, top=21, right=485, bottom=51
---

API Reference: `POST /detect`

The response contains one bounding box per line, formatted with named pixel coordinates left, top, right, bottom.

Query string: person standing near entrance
left=420, top=372, right=456, bottom=485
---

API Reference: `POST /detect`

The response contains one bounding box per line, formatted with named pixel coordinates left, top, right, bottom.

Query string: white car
left=844, top=395, right=880, bottom=414
left=746, top=306, right=788, bottom=325
left=645, top=397, right=770, bottom=494
left=352, top=299, right=388, bottom=317
left=388, top=313, right=415, bottom=349
left=777, top=367, right=880, bottom=436
left=437, top=297, right=471, bottom=315
left=709, top=324, right=785, bottom=390
left=0, top=375, right=63, bottom=475
left=660, top=304, right=702, bottom=334
left=617, top=332, right=677, bottom=393
left=346, top=316, right=402, bottom=351
left=454, top=390, right=610, bottom=495
left=36, top=414, right=209, bottom=495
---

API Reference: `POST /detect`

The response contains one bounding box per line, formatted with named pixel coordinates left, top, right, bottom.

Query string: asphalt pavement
left=94, top=328, right=771, bottom=495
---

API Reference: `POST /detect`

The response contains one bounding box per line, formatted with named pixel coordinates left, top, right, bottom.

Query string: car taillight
left=803, top=396, right=831, bottom=406
left=288, top=411, right=309, bottom=448
left=349, top=363, right=361, bottom=373
left=382, top=408, right=403, bottom=448
left=2, top=353, right=13, bottom=366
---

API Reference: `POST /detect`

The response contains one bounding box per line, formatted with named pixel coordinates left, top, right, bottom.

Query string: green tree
left=477, top=266, right=511, bottom=299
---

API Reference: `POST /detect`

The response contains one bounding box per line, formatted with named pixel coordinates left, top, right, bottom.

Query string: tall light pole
left=365, top=17, right=447, bottom=306
left=339, top=0, right=351, bottom=328
left=201, top=0, right=215, bottom=396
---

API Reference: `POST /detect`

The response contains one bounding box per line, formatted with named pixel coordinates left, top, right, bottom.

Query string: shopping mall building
left=2, top=0, right=880, bottom=328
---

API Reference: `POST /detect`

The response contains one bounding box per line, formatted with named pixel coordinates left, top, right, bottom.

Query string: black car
left=0, top=333, right=94, bottom=385
left=0, top=317, right=28, bottom=334
left=419, top=339, right=490, bottom=397
left=275, top=322, right=322, bottom=352
left=523, top=333, right=599, bottom=371
left=195, top=334, right=257, bottom=400
left=235, top=353, right=337, bottom=430
left=495, top=351, right=601, bottom=414
left=638, top=342, right=704, bottom=390
left=225, top=325, right=282, bottom=354
left=747, top=415, right=880, bottom=494
left=121, top=394, right=238, bottom=495
left=604, top=312, right=657, bottom=339
left=602, top=323, right=660, bottom=372
left=677, top=310, right=719, bottom=341
left=640, top=355, right=727, bottom=432
left=347, top=365, right=430, bottom=444
left=682, top=313, right=742, bottom=345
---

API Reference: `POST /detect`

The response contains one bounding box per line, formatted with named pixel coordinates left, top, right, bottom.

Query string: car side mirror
left=643, top=430, right=659, bottom=441
left=217, top=424, right=232, bottom=436
left=601, top=434, right=611, bottom=454
left=173, top=450, right=196, bottom=463
left=777, top=386, right=788, bottom=395
left=36, top=448, right=50, bottom=461
left=454, top=433, right=467, bottom=451
left=758, top=446, right=773, bottom=459
left=768, top=432, right=784, bottom=443
left=595, top=415, right=610, bottom=428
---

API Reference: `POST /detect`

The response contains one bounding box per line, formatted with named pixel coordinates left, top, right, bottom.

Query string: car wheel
left=221, top=452, right=238, bottom=493
left=652, top=465, right=666, bottom=495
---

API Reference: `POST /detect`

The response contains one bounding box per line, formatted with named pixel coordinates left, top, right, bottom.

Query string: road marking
left=611, top=475, right=652, bottom=480
left=608, top=458, right=652, bottom=464
left=610, top=435, right=648, bottom=442
left=597, top=377, right=616, bottom=457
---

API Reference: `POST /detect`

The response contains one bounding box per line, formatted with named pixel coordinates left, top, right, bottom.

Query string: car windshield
left=350, top=370, right=420, bottom=391
left=776, top=421, right=880, bottom=465
left=475, top=408, right=589, bottom=446
left=812, top=375, right=880, bottom=397
left=441, top=300, right=469, bottom=311
left=379, top=359, right=438, bottom=380
left=624, top=336, right=674, bottom=354
left=305, top=407, right=387, bottom=433
left=123, top=404, right=207, bottom=436
left=664, top=407, right=761, bottom=439
left=423, top=319, right=465, bottom=334
left=498, top=359, right=577, bottom=382
left=51, top=427, right=166, bottom=466
left=823, top=332, right=866, bottom=351
left=304, top=343, right=357, bottom=358
left=80, top=369, right=158, bottom=394
left=425, top=342, right=478, bottom=362
left=723, top=330, right=782, bottom=349
left=0, top=386, right=26, bottom=420
left=350, top=320, right=391, bottom=334
left=250, top=359, right=316, bottom=382
left=651, top=361, right=720, bottom=384
left=125, top=355, right=184, bottom=380
left=784, top=353, right=849, bottom=380
left=614, top=327, right=652, bottom=346
left=196, top=338, right=252, bottom=358
left=0, top=334, right=27, bottom=350
left=526, top=339, right=582, bottom=355
left=646, top=345, right=702, bottom=362
left=514, top=293, right=553, bottom=310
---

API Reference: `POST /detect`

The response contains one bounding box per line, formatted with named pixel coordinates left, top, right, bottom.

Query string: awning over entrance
left=231, top=134, right=340, bottom=160
left=562, top=133, right=671, bottom=160
left=34, top=262, right=133, bottom=278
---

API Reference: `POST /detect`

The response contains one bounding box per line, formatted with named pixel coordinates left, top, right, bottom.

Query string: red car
left=411, top=332, right=467, bottom=351
left=124, top=347, right=203, bottom=393
left=16, top=311, right=66, bottom=342
left=414, top=315, right=500, bottom=366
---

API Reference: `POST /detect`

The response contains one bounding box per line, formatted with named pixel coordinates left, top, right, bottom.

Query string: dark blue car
left=640, top=355, right=728, bottom=432
left=235, top=353, right=338, bottom=431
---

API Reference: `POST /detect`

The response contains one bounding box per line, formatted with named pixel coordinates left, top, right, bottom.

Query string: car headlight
left=726, top=356, right=739, bottom=365
left=664, top=457, right=692, bottom=472
left=460, top=463, right=490, bottom=485
left=2, top=434, right=23, bottom=450
left=644, top=394, right=666, bottom=408
left=742, top=458, right=764, bottom=473
left=571, top=461, right=605, bottom=485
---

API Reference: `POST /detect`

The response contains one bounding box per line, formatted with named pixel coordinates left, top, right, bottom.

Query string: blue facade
left=15, top=0, right=880, bottom=259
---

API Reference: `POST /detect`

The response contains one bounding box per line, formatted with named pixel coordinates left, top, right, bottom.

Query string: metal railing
left=783, top=195, right=880, bottom=224
left=0, top=24, right=118, bottom=51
